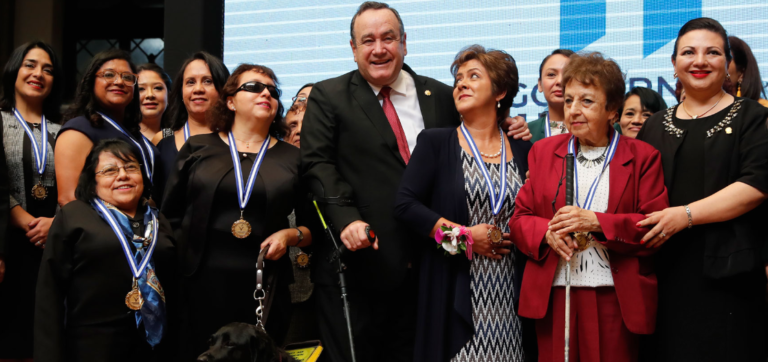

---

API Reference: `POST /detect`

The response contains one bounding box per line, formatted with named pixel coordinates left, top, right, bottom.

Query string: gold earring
left=737, top=83, right=742, bottom=97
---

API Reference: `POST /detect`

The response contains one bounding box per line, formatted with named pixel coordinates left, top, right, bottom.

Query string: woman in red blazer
left=509, top=52, right=669, bottom=362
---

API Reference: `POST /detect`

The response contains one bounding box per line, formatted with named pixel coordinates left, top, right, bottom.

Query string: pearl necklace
left=479, top=130, right=504, bottom=158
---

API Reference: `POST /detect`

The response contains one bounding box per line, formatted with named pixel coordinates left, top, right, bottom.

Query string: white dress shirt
left=368, top=70, right=425, bottom=153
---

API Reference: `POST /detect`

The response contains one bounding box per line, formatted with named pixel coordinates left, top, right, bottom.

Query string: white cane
left=563, top=153, right=575, bottom=362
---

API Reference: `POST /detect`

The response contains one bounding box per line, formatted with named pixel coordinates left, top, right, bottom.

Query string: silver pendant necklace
left=576, top=144, right=608, bottom=168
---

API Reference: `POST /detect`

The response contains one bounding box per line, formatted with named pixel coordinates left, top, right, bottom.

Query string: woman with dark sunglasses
left=160, top=64, right=319, bottom=360
left=55, top=49, right=160, bottom=207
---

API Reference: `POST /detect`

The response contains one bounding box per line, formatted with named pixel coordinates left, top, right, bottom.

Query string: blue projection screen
left=224, top=0, right=768, bottom=120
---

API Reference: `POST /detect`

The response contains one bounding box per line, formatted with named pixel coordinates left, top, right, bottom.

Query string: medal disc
left=232, top=218, right=252, bottom=239
left=574, top=232, right=591, bottom=252
left=295, top=252, right=310, bottom=269
left=31, top=183, right=47, bottom=200
left=488, top=226, right=503, bottom=245
left=125, top=288, right=143, bottom=310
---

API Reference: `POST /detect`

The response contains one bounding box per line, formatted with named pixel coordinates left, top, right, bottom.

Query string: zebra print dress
left=451, top=149, right=525, bottom=362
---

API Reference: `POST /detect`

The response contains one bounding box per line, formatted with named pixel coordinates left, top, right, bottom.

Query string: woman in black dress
left=152, top=52, right=229, bottom=185
left=35, top=139, right=176, bottom=362
left=636, top=18, right=768, bottom=361
left=55, top=49, right=160, bottom=206
left=0, top=41, right=63, bottom=362
left=161, top=64, right=315, bottom=360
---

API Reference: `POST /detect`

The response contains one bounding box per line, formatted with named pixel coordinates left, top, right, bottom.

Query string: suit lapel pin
left=425, top=90, right=431, bottom=96
left=725, top=127, right=732, bottom=134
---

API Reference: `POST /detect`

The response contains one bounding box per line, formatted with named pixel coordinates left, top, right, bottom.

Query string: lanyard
left=12, top=109, right=48, bottom=176
left=183, top=122, right=190, bottom=142
left=567, top=129, right=620, bottom=210
left=93, top=199, right=158, bottom=279
left=460, top=123, right=507, bottom=216
left=227, top=131, right=270, bottom=210
left=98, top=112, right=155, bottom=183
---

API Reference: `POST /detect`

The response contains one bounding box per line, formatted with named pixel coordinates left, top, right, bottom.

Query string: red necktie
left=380, top=86, right=411, bottom=164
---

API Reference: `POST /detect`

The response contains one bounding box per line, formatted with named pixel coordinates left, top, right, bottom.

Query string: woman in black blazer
left=395, top=45, right=532, bottom=362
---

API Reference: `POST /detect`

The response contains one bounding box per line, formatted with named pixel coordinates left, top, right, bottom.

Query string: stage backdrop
left=223, top=0, right=768, bottom=120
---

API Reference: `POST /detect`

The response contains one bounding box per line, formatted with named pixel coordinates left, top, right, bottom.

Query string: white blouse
left=552, top=144, right=614, bottom=287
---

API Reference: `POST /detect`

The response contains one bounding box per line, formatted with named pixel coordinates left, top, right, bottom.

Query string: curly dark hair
left=166, top=51, right=230, bottom=131
left=0, top=41, right=64, bottom=123
left=75, top=138, right=151, bottom=203
left=63, top=49, right=141, bottom=134
left=137, top=63, right=173, bottom=129
left=450, top=44, right=519, bottom=121
left=208, top=63, right=284, bottom=136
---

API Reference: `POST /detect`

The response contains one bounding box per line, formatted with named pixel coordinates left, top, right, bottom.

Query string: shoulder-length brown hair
left=208, top=64, right=284, bottom=136
left=562, top=52, right=626, bottom=113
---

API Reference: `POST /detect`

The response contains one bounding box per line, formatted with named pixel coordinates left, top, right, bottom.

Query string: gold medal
left=31, top=182, right=47, bottom=200
left=574, top=231, right=591, bottom=252
left=487, top=226, right=503, bottom=245
left=295, top=251, right=310, bottom=269
left=232, top=218, right=252, bottom=239
left=125, top=279, right=143, bottom=310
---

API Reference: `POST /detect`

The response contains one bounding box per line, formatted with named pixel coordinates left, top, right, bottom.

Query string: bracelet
left=684, top=205, right=693, bottom=229
left=293, top=227, right=304, bottom=246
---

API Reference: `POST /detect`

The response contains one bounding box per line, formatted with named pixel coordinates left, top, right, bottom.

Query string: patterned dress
left=451, top=150, right=525, bottom=362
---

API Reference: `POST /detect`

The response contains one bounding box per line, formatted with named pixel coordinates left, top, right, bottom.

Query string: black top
left=59, top=116, right=162, bottom=200
left=637, top=98, right=768, bottom=278
left=394, top=128, right=531, bottom=362
left=153, top=135, right=179, bottom=206
left=300, top=64, right=461, bottom=290
left=34, top=200, right=177, bottom=362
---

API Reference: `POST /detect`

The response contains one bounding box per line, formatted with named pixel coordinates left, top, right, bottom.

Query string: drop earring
left=497, top=101, right=501, bottom=109
left=673, top=72, right=678, bottom=79
left=737, top=82, right=742, bottom=97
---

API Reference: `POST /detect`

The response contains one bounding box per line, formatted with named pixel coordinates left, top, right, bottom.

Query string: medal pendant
left=487, top=226, right=503, bottom=245
left=125, top=280, right=143, bottom=310
left=31, top=182, right=47, bottom=200
left=574, top=231, right=591, bottom=252
left=232, top=218, right=252, bottom=239
left=295, top=251, right=310, bottom=269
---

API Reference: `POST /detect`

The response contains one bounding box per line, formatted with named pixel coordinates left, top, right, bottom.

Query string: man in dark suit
left=301, top=2, right=530, bottom=361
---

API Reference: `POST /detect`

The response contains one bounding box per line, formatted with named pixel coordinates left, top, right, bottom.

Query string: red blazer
left=509, top=133, right=669, bottom=335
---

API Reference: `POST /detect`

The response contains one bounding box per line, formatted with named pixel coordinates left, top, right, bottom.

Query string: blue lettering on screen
left=224, top=0, right=768, bottom=121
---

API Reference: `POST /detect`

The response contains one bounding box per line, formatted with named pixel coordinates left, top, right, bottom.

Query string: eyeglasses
left=292, top=96, right=308, bottom=103
left=235, top=81, right=281, bottom=98
left=96, top=70, right=138, bottom=86
left=95, top=162, right=142, bottom=177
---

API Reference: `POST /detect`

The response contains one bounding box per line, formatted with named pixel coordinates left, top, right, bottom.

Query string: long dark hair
left=209, top=63, right=284, bottom=136
left=63, top=49, right=141, bottom=134
left=621, top=87, right=668, bottom=116
left=137, top=63, right=173, bottom=129
left=75, top=138, right=151, bottom=203
left=0, top=41, right=64, bottom=122
left=728, top=36, right=766, bottom=100
left=166, top=51, right=230, bottom=131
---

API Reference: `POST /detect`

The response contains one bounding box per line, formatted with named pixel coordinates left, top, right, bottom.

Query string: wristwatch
left=293, top=227, right=304, bottom=246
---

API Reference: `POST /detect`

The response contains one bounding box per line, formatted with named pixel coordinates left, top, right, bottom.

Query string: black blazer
left=34, top=200, right=177, bottom=362
left=637, top=98, right=768, bottom=278
left=394, top=128, right=531, bottom=362
left=0, top=122, right=9, bottom=255
left=300, top=64, right=460, bottom=290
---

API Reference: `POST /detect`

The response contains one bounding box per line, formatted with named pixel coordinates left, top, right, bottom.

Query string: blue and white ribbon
left=13, top=108, right=48, bottom=176
left=567, top=129, right=620, bottom=210
left=227, top=132, right=270, bottom=210
left=460, top=123, right=507, bottom=216
left=97, top=112, right=155, bottom=183
left=544, top=113, right=553, bottom=139
left=183, top=122, right=190, bottom=142
left=93, top=199, right=158, bottom=279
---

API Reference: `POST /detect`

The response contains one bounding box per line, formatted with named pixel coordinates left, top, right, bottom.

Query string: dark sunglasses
left=235, top=81, right=281, bottom=98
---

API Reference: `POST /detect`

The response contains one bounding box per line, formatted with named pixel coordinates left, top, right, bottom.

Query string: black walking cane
left=307, top=179, right=360, bottom=362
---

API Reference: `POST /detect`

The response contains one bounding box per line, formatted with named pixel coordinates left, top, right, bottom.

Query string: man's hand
left=340, top=220, right=379, bottom=251
left=503, top=116, right=532, bottom=141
